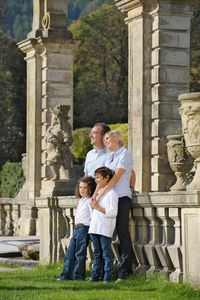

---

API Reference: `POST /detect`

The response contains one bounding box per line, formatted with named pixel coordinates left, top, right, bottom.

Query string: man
left=84, top=123, right=110, bottom=280
left=84, top=122, right=136, bottom=189
left=84, top=123, right=110, bottom=177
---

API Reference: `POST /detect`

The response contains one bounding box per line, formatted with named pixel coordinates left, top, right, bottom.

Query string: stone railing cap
left=179, top=92, right=200, bottom=101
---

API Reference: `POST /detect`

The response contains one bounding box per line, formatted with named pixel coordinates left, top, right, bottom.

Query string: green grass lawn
left=0, top=263, right=200, bottom=300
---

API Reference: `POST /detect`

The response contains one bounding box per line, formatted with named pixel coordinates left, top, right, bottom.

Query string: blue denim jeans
left=91, top=234, right=112, bottom=282
left=60, top=226, right=89, bottom=280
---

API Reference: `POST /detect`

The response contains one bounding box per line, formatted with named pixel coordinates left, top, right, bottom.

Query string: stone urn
left=178, top=92, right=200, bottom=190
left=167, top=134, right=193, bottom=191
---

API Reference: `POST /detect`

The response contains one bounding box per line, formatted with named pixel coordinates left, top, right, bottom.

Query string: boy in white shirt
left=89, top=167, right=118, bottom=282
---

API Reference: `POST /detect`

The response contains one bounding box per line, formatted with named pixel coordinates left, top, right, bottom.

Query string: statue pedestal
left=41, top=164, right=84, bottom=197
left=41, top=179, right=76, bottom=197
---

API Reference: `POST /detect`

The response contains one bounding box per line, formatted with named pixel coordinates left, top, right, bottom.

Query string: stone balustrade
left=0, top=198, right=22, bottom=236
left=36, top=191, right=200, bottom=284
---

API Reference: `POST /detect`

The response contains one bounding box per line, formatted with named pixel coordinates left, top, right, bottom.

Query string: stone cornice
left=17, top=38, right=38, bottom=53
left=115, top=0, right=197, bottom=12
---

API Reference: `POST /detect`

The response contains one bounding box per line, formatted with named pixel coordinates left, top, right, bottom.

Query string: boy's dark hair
left=75, top=176, right=96, bottom=198
left=94, top=123, right=110, bottom=135
left=94, top=167, right=114, bottom=182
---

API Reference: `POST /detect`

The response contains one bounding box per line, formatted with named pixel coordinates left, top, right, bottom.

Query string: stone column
left=115, top=0, right=196, bottom=192
left=17, top=39, right=43, bottom=235
left=17, top=0, right=74, bottom=235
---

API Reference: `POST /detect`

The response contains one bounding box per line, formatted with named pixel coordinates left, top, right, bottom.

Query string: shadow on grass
left=0, top=284, right=157, bottom=292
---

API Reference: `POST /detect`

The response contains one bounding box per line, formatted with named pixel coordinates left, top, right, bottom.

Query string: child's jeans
left=60, top=225, right=89, bottom=280
left=91, top=234, right=112, bottom=282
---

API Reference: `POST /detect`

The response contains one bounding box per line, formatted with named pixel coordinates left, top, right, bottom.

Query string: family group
left=55, top=123, right=135, bottom=283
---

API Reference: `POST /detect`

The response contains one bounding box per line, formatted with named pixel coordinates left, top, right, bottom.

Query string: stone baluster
left=144, top=207, right=162, bottom=274
left=4, top=204, right=13, bottom=236
left=12, top=204, right=21, bottom=236
left=51, top=198, right=68, bottom=262
left=129, top=208, right=140, bottom=270
left=155, top=207, right=175, bottom=276
left=167, top=208, right=183, bottom=283
left=37, top=197, right=68, bottom=264
left=61, top=207, right=75, bottom=252
left=132, top=207, right=149, bottom=274
left=59, top=207, right=70, bottom=253
left=0, top=205, right=6, bottom=235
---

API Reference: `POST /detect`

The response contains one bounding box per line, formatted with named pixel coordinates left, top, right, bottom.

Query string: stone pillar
left=17, top=39, right=43, bottom=235
left=39, top=39, right=74, bottom=197
left=182, top=207, right=200, bottom=285
left=115, top=0, right=196, bottom=192
left=36, top=197, right=67, bottom=264
left=17, top=0, right=74, bottom=235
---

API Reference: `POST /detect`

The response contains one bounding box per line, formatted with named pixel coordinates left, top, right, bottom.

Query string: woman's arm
left=95, top=168, right=125, bottom=201
left=129, top=169, right=136, bottom=191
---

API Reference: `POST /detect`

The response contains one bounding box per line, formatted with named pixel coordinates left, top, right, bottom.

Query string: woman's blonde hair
left=105, top=130, right=124, bottom=147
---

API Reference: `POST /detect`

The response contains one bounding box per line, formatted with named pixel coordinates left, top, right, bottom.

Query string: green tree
left=71, top=4, right=128, bottom=128
left=3, top=0, right=32, bottom=41
left=191, top=3, right=200, bottom=91
left=0, top=31, right=26, bottom=168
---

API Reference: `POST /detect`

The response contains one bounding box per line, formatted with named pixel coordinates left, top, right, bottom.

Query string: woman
left=95, top=130, right=134, bottom=282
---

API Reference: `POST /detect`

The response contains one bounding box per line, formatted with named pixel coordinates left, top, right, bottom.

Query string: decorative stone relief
left=167, top=135, right=193, bottom=191
left=179, top=92, right=200, bottom=190
left=46, top=105, right=73, bottom=181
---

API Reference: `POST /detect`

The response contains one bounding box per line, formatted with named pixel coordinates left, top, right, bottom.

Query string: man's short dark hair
left=94, top=123, right=110, bottom=135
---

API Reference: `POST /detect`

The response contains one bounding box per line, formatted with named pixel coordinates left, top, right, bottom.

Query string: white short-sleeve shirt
left=84, top=148, right=108, bottom=177
left=105, top=146, right=133, bottom=198
left=75, top=197, right=92, bottom=226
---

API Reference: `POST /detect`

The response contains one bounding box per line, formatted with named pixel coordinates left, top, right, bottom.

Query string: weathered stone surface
left=182, top=208, right=200, bottom=285
left=116, top=0, right=195, bottom=192
left=18, top=243, right=40, bottom=260
left=152, top=30, right=190, bottom=49
left=16, top=0, right=75, bottom=235
left=152, top=48, right=190, bottom=67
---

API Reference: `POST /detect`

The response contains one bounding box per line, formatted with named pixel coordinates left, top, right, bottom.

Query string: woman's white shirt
left=105, top=146, right=133, bottom=198
left=89, top=189, right=118, bottom=238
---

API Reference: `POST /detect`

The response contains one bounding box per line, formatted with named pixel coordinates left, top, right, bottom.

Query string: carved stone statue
left=46, top=105, right=73, bottom=180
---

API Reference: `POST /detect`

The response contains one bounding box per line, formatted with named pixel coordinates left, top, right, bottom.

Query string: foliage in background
left=71, top=127, right=92, bottom=159
left=0, top=30, right=26, bottom=169
left=71, top=123, right=128, bottom=159
left=110, top=123, right=128, bottom=148
left=0, top=162, right=25, bottom=197
left=71, top=5, right=128, bottom=128
left=2, top=0, right=113, bottom=41
left=191, top=3, right=200, bottom=91
left=2, top=0, right=32, bottom=41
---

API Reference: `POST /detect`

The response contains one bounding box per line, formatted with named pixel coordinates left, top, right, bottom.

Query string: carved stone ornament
left=46, top=105, right=73, bottom=181
left=167, top=134, right=193, bottom=191
left=42, top=12, right=50, bottom=30
left=178, top=92, right=200, bottom=190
